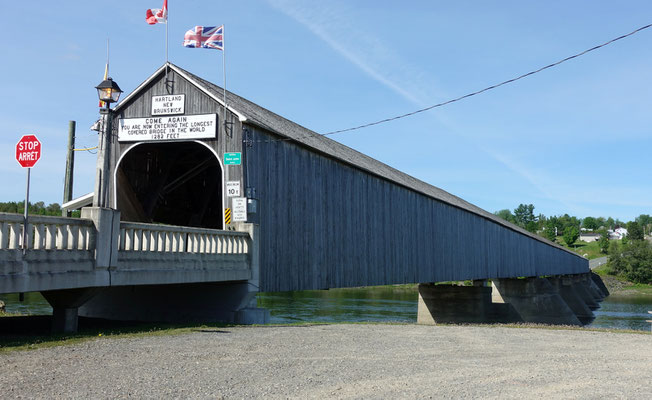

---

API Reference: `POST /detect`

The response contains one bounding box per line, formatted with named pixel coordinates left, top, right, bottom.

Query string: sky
left=1, top=1, right=652, bottom=222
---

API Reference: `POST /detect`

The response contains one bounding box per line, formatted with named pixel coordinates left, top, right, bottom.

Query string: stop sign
left=16, top=135, right=42, bottom=168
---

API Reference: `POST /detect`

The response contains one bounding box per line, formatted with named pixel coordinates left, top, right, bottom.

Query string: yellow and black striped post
left=224, top=208, right=231, bottom=225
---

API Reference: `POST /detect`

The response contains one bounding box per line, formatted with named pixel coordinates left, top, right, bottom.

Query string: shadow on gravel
left=0, top=315, right=230, bottom=350
left=192, top=329, right=230, bottom=334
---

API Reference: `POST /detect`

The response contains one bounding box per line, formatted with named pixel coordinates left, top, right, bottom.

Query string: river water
left=2, top=286, right=650, bottom=332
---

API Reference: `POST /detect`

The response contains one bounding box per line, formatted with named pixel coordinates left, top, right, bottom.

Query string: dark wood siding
left=246, top=127, right=587, bottom=292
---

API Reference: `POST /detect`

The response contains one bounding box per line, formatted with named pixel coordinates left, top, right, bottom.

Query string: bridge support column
left=233, top=223, right=269, bottom=325
left=492, top=277, right=582, bottom=326
left=79, top=282, right=267, bottom=323
left=591, top=271, right=610, bottom=298
left=418, top=282, right=496, bottom=325
left=570, top=274, right=600, bottom=310
left=582, top=273, right=606, bottom=301
left=42, top=288, right=99, bottom=333
left=547, top=276, right=594, bottom=325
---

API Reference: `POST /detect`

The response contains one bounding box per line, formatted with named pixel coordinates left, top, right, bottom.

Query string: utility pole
left=62, top=121, right=75, bottom=216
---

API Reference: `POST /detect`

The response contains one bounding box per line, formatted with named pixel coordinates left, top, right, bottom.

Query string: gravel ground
left=1, top=324, right=651, bottom=399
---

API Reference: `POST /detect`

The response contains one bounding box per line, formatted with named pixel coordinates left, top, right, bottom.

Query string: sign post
left=15, top=134, right=42, bottom=253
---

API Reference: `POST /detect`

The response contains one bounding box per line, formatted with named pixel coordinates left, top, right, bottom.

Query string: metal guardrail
left=0, top=212, right=95, bottom=251
left=119, top=222, right=250, bottom=254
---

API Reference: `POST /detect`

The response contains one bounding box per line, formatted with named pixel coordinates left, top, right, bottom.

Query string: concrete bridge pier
left=582, top=273, right=607, bottom=302
left=41, top=288, right=99, bottom=333
left=39, top=207, right=120, bottom=333
left=417, top=282, right=492, bottom=325
left=547, top=276, right=594, bottom=325
left=78, top=281, right=269, bottom=324
left=591, top=272, right=610, bottom=297
left=491, top=277, right=582, bottom=326
left=571, top=275, right=600, bottom=310
left=417, top=281, right=520, bottom=325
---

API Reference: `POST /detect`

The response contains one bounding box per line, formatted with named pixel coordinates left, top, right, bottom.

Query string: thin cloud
left=267, top=1, right=624, bottom=217
left=61, top=43, right=82, bottom=61
left=266, top=0, right=438, bottom=107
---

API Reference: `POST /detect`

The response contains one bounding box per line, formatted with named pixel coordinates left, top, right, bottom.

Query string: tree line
left=0, top=201, right=63, bottom=216
left=495, top=204, right=651, bottom=284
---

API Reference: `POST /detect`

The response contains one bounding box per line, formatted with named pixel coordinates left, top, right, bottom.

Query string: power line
left=319, top=23, right=652, bottom=137
left=73, top=146, right=98, bottom=152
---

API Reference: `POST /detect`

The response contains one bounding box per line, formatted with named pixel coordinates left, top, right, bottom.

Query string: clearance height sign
left=118, top=113, right=217, bottom=142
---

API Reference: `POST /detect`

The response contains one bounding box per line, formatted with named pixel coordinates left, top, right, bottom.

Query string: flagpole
left=222, top=24, right=229, bottom=222
left=165, top=1, right=169, bottom=83
left=222, top=24, right=227, bottom=138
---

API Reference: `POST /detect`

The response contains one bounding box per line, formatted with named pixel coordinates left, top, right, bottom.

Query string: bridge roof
left=115, top=62, right=580, bottom=258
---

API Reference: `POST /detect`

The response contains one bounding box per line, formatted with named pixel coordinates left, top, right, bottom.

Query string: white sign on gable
left=118, top=114, right=217, bottom=142
left=232, top=197, right=247, bottom=222
left=152, top=94, right=185, bottom=115
left=226, top=181, right=240, bottom=197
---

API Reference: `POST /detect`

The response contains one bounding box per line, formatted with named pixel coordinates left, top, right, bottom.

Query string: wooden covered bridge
left=0, top=63, right=604, bottom=331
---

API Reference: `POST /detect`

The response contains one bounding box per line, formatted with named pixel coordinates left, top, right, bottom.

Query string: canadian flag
left=146, top=0, right=168, bottom=25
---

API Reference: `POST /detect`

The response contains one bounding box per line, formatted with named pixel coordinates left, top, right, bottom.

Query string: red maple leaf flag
left=146, top=0, right=168, bottom=25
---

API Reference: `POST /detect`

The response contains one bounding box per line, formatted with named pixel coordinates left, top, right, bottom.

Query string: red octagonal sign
left=16, top=134, right=42, bottom=168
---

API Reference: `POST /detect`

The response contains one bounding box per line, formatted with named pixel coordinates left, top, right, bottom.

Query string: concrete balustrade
left=1, top=212, right=249, bottom=257
left=119, top=222, right=249, bottom=254
left=0, top=212, right=95, bottom=251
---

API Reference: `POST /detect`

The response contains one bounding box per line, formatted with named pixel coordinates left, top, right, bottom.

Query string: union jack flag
left=183, top=26, right=223, bottom=50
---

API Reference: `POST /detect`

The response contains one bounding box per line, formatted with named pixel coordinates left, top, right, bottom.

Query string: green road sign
left=224, top=152, right=241, bottom=165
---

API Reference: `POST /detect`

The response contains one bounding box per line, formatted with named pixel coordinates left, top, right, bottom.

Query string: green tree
left=525, top=221, right=538, bottom=233
left=596, top=217, right=607, bottom=229
left=514, top=204, right=536, bottom=229
left=626, top=221, right=644, bottom=241
left=608, top=240, right=620, bottom=258
left=46, top=203, right=62, bottom=215
left=635, top=214, right=651, bottom=237
left=635, top=214, right=652, bottom=226
left=558, top=214, right=580, bottom=232
left=606, top=217, right=615, bottom=230
left=563, top=226, right=579, bottom=247
left=543, top=220, right=557, bottom=242
left=597, top=229, right=609, bottom=254
left=547, top=216, right=562, bottom=235
left=582, top=216, right=598, bottom=231
left=0, top=201, right=64, bottom=217
left=494, top=209, right=516, bottom=224
left=608, top=240, right=652, bottom=284
left=536, top=213, right=547, bottom=231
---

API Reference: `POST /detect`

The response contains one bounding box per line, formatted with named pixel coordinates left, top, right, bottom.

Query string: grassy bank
left=556, top=238, right=604, bottom=259
left=592, top=265, right=652, bottom=296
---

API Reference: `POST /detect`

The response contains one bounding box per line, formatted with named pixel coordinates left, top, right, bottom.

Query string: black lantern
left=95, top=77, right=123, bottom=104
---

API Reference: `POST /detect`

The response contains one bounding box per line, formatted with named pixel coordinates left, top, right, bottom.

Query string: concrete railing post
left=81, top=207, right=121, bottom=269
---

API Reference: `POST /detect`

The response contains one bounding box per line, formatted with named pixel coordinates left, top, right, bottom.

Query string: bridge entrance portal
left=116, top=141, right=224, bottom=229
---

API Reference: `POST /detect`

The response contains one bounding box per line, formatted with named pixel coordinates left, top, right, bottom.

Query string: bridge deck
left=0, top=212, right=252, bottom=294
